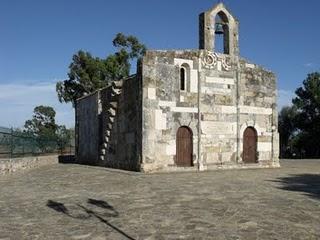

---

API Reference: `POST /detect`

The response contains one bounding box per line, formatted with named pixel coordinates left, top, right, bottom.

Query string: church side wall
left=76, top=92, right=100, bottom=164
left=99, top=77, right=142, bottom=171
left=76, top=77, right=142, bottom=171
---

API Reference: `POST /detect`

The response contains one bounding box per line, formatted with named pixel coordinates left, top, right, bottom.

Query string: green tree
left=24, top=105, right=57, bottom=137
left=292, top=72, right=320, bottom=157
left=56, top=125, right=72, bottom=153
left=56, top=33, right=146, bottom=106
left=24, top=106, right=58, bottom=152
left=278, top=106, right=297, bottom=158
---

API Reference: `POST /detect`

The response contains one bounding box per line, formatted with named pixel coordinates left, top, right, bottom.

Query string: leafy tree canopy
left=24, top=105, right=57, bottom=138
left=24, top=106, right=73, bottom=152
left=279, top=72, right=320, bottom=158
left=278, top=105, right=297, bottom=158
left=293, top=72, right=320, bottom=133
left=56, top=33, right=146, bottom=106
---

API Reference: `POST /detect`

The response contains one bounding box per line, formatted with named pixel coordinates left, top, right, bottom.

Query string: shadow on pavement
left=46, top=198, right=135, bottom=240
left=273, top=174, right=320, bottom=200
left=58, top=155, right=76, bottom=164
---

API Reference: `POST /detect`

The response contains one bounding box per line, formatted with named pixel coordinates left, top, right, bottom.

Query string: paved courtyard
left=0, top=160, right=319, bottom=240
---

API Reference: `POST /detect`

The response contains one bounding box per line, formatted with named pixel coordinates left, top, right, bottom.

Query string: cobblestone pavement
left=0, top=160, right=319, bottom=240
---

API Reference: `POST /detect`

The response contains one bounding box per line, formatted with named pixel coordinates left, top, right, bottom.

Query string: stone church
left=75, top=3, right=280, bottom=172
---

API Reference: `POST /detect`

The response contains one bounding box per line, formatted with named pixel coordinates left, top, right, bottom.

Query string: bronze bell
left=215, top=21, right=224, bottom=35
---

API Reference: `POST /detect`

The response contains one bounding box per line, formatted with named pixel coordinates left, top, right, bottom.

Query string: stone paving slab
left=0, top=160, right=319, bottom=240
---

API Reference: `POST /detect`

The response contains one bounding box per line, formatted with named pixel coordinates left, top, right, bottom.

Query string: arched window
left=214, top=11, right=230, bottom=54
left=180, top=63, right=190, bottom=91
left=180, top=67, right=186, bottom=91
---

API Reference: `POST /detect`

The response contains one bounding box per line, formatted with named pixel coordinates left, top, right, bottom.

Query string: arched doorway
left=176, top=126, right=193, bottom=167
left=243, top=127, right=258, bottom=163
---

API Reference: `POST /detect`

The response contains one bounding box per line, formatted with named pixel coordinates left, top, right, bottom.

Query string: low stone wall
left=0, top=155, right=59, bottom=175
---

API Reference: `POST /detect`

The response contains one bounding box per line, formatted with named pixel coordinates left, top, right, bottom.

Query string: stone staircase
left=99, top=80, right=123, bottom=161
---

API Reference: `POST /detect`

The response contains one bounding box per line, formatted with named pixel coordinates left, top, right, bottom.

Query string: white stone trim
left=239, top=106, right=272, bottom=115
left=202, top=87, right=232, bottom=95
left=159, top=101, right=176, bottom=107
left=174, top=58, right=194, bottom=69
left=171, top=107, right=198, bottom=113
left=166, top=140, right=176, bottom=155
left=155, top=110, right=167, bottom=130
left=214, top=105, right=237, bottom=114
left=206, top=76, right=235, bottom=85
left=201, top=121, right=237, bottom=135
left=190, top=69, right=198, bottom=93
left=239, top=122, right=262, bottom=138
left=217, top=61, right=222, bottom=71
left=147, top=88, right=156, bottom=100
left=258, top=142, right=272, bottom=152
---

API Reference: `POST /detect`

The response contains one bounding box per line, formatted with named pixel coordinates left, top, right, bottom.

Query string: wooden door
left=243, top=127, right=257, bottom=163
left=176, top=127, right=193, bottom=167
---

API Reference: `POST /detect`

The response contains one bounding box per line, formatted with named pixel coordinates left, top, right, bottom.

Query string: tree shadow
left=46, top=198, right=135, bottom=240
left=272, top=174, right=320, bottom=200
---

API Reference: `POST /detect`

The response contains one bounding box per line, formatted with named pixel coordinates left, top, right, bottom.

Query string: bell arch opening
left=214, top=11, right=230, bottom=54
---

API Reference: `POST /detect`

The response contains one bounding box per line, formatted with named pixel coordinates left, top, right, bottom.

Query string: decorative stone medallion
left=221, top=57, right=232, bottom=71
left=202, top=52, right=217, bottom=69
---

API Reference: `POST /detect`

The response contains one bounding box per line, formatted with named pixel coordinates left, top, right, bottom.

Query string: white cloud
left=0, top=82, right=74, bottom=128
left=304, top=63, right=314, bottom=68
left=278, top=89, right=295, bottom=109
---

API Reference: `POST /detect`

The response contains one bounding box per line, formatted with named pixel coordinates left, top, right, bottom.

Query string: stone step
left=108, top=108, right=116, bottom=117
left=109, top=102, right=118, bottom=109
left=112, top=80, right=123, bottom=89
left=111, top=88, right=121, bottom=95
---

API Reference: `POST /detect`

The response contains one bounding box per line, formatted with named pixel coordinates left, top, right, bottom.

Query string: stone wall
left=0, top=155, right=58, bottom=175
left=141, top=50, right=200, bottom=172
left=76, top=76, right=142, bottom=171
left=237, top=59, right=279, bottom=165
left=99, top=76, right=142, bottom=171
left=76, top=92, right=100, bottom=165
left=199, top=51, right=237, bottom=168
left=140, top=49, right=279, bottom=172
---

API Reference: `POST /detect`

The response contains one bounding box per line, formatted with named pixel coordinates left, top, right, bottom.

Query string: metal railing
left=0, top=129, right=75, bottom=159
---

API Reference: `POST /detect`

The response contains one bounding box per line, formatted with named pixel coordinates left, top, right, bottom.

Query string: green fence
left=0, top=128, right=75, bottom=159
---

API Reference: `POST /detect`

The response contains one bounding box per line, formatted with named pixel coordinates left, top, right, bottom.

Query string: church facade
left=75, top=3, right=280, bottom=172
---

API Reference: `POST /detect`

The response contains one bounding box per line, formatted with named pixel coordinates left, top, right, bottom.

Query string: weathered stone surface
left=75, top=3, right=278, bottom=172
left=0, top=155, right=58, bottom=175
left=0, top=160, right=319, bottom=239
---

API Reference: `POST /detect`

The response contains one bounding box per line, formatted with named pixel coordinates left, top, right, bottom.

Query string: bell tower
left=199, top=3, right=239, bottom=56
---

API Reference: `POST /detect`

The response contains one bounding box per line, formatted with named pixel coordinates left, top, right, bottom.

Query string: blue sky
left=0, top=0, right=319, bottom=128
